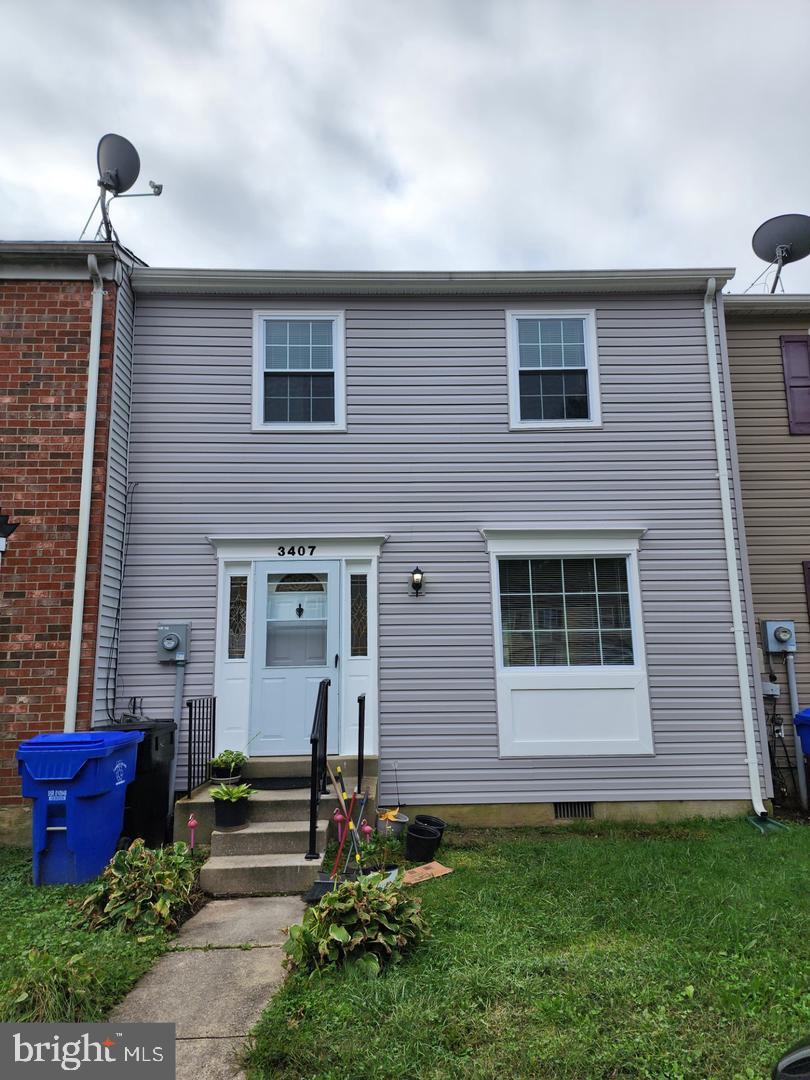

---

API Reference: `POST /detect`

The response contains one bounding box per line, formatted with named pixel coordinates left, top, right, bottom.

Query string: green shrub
left=358, top=831, right=406, bottom=871
left=283, top=873, right=428, bottom=977
left=209, top=782, right=254, bottom=801
left=1, top=947, right=97, bottom=1023
left=76, top=840, right=201, bottom=935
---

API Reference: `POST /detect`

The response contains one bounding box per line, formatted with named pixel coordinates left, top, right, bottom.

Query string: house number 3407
left=278, top=545, right=316, bottom=556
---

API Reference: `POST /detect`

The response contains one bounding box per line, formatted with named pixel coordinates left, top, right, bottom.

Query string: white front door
left=249, top=560, right=340, bottom=755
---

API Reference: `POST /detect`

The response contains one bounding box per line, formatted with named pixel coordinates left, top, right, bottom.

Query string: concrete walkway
left=110, top=897, right=304, bottom=1080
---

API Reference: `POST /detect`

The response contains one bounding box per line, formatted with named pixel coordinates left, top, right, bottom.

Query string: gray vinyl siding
left=116, top=291, right=763, bottom=803
left=726, top=312, right=810, bottom=759
left=91, top=273, right=135, bottom=725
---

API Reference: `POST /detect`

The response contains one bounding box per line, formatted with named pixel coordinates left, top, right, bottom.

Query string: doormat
left=249, top=776, right=312, bottom=790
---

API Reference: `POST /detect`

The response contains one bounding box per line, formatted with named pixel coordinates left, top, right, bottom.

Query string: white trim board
left=485, top=527, right=653, bottom=758
left=208, top=535, right=387, bottom=560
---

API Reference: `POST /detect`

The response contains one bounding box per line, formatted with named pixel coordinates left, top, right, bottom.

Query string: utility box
left=156, top=622, right=190, bottom=662
left=762, top=620, right=797, bottom=654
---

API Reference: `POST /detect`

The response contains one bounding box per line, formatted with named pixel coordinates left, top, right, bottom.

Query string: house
left=87, top=263, right=771, bottom=881
left=0, top=241, right=140, bottom=844
left=724, top=292, right=810, bottom=796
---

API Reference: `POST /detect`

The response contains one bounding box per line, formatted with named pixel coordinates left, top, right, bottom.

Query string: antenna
left=79, top=133, right=163, bottom=241
left=751, top=213, right=810, bottom=293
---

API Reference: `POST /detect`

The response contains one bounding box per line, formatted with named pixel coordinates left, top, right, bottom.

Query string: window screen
left=516, top=317, right=589, bottom=422
left=263, top=319, right=335, bottom=423
left=499, top=556, right=633, bottom=667
left=265, top=572, right=327, bottom=667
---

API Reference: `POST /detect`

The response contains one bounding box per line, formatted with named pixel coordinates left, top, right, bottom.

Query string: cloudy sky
left=3, top=0, right=810, bottom=292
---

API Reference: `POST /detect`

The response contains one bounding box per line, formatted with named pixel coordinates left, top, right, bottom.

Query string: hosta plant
left=209, top=782, right=254, bottom=802
left=283, top=872, right=428, bottom=977
left=76, top=839, right=201, bottom=935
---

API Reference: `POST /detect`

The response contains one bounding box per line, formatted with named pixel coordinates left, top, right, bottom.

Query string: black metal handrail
left=357, top=693, right=366, bottom=792
left=185, top=696, right=216, bottom=795
left=305, top=678, right=331, bottom=860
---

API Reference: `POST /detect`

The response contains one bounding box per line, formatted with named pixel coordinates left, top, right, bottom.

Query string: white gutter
left=63, top=255, right=105, bottom=732
left=132, top=266, right=736, bottom=297
left=703, top=277, right=768, bottom=817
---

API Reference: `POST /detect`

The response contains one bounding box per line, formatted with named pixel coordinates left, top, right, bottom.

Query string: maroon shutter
left=781, top=335, right=810, bottom=435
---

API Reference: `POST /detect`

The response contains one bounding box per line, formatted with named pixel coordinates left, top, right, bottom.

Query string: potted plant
left=376, top=807, right=409, bottom=837
left=210, top=782, right=254, bottom=828
left=209, top=749, right=247, bottom=785
left=357, top=831, right=405, bottom=875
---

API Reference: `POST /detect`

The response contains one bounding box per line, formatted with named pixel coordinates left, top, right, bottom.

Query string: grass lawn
left=248, top=819, right=810, bottom=1080
left=0, top=847, right=167, bottom=1022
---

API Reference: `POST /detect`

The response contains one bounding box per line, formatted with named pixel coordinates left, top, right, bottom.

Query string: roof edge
left=131, top=266, right=735, bottom=297
left=724, top=293, right=810, bottom=317
left=0, top=241, right=146, bottom=282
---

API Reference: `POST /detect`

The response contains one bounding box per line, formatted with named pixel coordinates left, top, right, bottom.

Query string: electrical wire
left=743, top=259, right=776, bottom=294
left=78, top=195, right=101, bottom=241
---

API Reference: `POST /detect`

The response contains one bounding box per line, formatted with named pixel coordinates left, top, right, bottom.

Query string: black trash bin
left=97, top=720, right=176, bottom=847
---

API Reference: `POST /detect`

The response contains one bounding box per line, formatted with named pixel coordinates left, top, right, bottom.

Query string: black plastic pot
left=213, top=798, right=249, bottom=829
left=414, top=814, right=446, bottom=843
left=405, top=822, right=441, bottom=863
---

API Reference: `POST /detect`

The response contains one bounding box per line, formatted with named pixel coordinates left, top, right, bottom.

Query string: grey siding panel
left=117, top=293, right=760, bottom=803
left=727, top=313, right=810, bottom=769
left=91, top=274, right=135, bottom=725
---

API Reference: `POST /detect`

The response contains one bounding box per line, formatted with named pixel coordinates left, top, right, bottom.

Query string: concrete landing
left=110, top=896, right=304, bottom=1080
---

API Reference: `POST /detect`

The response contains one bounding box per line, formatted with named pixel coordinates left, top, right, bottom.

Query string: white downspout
left=63, top=254, right=105, bottom=732
left=703, top=277, right=768, bottom=817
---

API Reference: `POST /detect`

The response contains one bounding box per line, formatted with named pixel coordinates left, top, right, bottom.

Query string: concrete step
left=174, top=774, right=377, bottom=845
left=200, top=854, right=322, bottom=897
left=211, top=819, right=327, bottom=857
left=243, top=755, right=378, bottom=780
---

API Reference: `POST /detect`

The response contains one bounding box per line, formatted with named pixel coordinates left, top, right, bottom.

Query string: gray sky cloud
left=2, top=0, right=809, bottom=291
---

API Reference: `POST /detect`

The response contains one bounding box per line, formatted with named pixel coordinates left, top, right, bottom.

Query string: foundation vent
left=554, top=801, right=594, bottom=821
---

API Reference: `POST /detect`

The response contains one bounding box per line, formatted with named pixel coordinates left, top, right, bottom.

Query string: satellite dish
left=97, top=133, right=140, bottom=194
left=752, top=213, right=810, bottom=292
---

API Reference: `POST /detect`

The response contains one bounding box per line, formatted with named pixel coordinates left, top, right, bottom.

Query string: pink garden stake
left=332, top=806, right=346, bottom=845
left=187, top=813, right=198, bottom=850
left=360, top=819, right=373, bottom=841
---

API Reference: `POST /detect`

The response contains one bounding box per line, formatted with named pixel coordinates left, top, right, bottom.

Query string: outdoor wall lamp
left=410, top=566, right=424, bottom=597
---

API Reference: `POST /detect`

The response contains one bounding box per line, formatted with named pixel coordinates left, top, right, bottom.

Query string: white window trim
left=483, top=527, right=652, bottom=757
left=505, top=308, right=602, bottom=430
left=252, top=310, right=347, bottom=433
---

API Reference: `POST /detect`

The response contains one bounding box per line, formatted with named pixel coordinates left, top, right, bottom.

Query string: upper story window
left=506, top=310, right=601, bottom=430
left=252, top=312, right=346, bottom=432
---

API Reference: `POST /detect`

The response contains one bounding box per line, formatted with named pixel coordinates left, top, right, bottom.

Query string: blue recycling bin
left=17, top=731, right=144, bottom=885
left=794, top=709, right=810, bottom=755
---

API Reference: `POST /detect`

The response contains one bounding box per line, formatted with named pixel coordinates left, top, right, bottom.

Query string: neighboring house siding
left=726, top=312, right=810, bottom=755
left=117, top=292, right=763, bottom=803
left=92, top=272, right=136, bottom=725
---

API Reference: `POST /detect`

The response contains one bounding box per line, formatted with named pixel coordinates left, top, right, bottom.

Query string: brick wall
left=0, top=278, right=117, bottom=805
